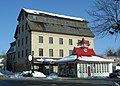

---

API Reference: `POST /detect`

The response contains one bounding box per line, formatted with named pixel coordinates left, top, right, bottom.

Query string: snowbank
left=0, top=70, right=46, bottom=79
left=32, top=71, right=46, bottom=78
left=0, top=72, right=4, bottom=75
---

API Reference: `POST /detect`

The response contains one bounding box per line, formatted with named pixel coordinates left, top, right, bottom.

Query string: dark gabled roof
left=7, top=41, right=16, bottom=55
left=27, top=20, right=94, bottom=37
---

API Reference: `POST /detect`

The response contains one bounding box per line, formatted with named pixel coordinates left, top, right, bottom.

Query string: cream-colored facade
left=32, top=31, right=94, bottom=59
left=7, top=8, right=94, bottom=72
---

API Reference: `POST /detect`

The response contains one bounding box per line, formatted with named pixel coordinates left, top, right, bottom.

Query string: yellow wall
left=31, top=31, right=94, bottom=59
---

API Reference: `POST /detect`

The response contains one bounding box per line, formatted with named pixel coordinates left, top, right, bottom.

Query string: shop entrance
left=88, top=66, right=91, bottom=76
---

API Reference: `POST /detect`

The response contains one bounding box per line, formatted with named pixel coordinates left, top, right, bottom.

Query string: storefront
left=56, top=38, right=115, bottom=78
left=34, top=58, right=58, bottom=75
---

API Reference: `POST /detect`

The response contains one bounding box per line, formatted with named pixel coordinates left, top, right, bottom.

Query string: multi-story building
left=7, top=41, right=16, bottom=72
left=7, top=8, right=94, bottom=73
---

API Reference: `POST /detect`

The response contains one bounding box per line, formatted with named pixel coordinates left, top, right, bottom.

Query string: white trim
left=78, top=56, right=114, bottom=62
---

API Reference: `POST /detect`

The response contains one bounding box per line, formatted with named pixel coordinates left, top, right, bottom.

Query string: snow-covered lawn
left=0, top=70, right=62, bottom=80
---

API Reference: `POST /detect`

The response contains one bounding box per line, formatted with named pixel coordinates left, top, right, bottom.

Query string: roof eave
left=30, top=29, right=95, bottom=37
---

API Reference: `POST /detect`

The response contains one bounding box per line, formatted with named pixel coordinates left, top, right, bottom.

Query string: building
left=7, top=8, right=94, bottom=73
left=56, top=38, right=114, bottom=78
left=0, top=58, right=4, bottom=70
left=6, top=41, right=16, bottom=72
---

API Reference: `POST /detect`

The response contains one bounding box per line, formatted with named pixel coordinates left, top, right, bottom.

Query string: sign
left=28, top=55, right=32, bottom=61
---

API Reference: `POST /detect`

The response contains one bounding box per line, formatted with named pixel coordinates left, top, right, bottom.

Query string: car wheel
left=109, top=74, right=113, bottom=78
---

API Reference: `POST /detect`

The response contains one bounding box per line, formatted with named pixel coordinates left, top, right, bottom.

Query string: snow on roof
left=55, top=55, right=114, bottom=63
left=23, top=8, right=85, bottom=21
left=78, top=56, right=115, bottom=62
left=55, top=55, right=77, bottom=63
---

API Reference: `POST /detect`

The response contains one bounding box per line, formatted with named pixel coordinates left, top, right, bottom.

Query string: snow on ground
left=0, top=70, right=62, bottom=80
left=0, top=70, right=46, bottom=79
left=32, top=71, right=46, bottom=78
left=46, top=73, right=62, bottom=80
left=0, top=70, right=14, bottom=75
left=0, top=72, right=4, bottom=76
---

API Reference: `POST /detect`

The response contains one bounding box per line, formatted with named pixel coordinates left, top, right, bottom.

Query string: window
left=96, top=64, right=99, bottom=73
left=22, top=25, right=24, bottom=32
left=80, top=63, right=83, bottom=73
left=26, top=49, right=28, bottom=57
left=69, top=39, right=73, bottom=45
left=104, top=64, right=108, bottom=73
left=39, top=48, right=43, bottom=56
left=18, top=27, right=20, bottom=34
left=59, top=49, right=64, bottom=57
left=69, top=50, right=73, bottom=55
left=77, top=40, right=81, bottom=46
left=13, top=54, right=15, bottom=60
left=26, top=36, right=28, bottom=44
left=39, top=36, right=43, bottom=43
left=49, top=37, right=53, bottom=44
left=102, top=63, right=105, bottom=73
left=18, top=51, right=20, bottom=58
left=18, top=40, right=20, bottom=47
left=22, top=38, right=24, bottom=46
left=81, top=23, right=85, bottom=27
left=25, top=23, right=28, bottom=30
left=22, top=50, right=24, bottom=58
left=49, top=49, right=53, bottom=57
left=59, top=38, right=63, bottom=44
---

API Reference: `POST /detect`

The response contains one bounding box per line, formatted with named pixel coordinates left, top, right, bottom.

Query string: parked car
left=109, top=70, right=120, bottom=78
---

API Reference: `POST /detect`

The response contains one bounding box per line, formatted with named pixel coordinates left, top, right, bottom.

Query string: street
left=0, top=78, right=120, bottom=86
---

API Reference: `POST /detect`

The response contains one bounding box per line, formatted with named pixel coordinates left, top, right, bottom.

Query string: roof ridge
left=22, top=8, right=85, bottom=21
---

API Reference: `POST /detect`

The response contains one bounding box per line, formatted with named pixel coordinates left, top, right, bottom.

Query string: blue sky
left=0, top=0, right=120, bottom=55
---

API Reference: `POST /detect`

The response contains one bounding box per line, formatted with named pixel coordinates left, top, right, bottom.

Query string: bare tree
left=106, top=49, right=117, bottom=56
left=88, top=0, right=120, bottom=37
left=116, top=48, right=120, bottom=57
left=106, top=48, right=120, bottom=57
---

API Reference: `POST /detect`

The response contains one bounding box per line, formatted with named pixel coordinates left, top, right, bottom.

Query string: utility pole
left=31, top=51, right=34, bottom=73
left=28, top=51, right=34, bottom=73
